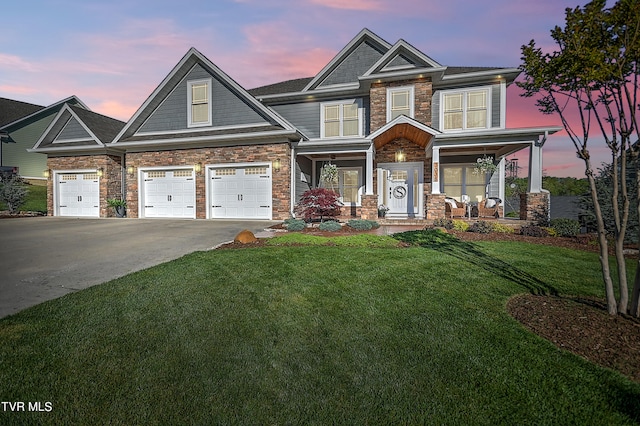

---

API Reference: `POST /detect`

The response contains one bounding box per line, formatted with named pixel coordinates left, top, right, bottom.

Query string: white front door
left=378, top=162, right=424, bottom=219
left=209, top=164, right=272, bottom=219
left=143, top=169, right=196, bottom=218
left=388, top=170, right=409, bottom=215
left=57, top=172, right=100, bottom=217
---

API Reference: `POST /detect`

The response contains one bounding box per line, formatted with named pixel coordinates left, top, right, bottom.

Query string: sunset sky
left=0, top=0, right=618, bottom=177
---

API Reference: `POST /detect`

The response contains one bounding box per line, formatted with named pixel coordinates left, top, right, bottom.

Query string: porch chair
left=445, top=197, right=466, bottom=219
left=477, top=197, right=501, bottom=218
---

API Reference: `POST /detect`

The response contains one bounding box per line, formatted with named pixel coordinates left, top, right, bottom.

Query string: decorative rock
left=234, top=229, right=257, bottom=244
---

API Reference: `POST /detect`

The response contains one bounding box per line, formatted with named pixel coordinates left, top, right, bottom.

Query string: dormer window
left=321, top=100, right=362, bottom=138
left=188, top=79, right=212, bottom=127
left=387, top=86, right=414, bottom=122
left=441, top=88, right=490, bottom=131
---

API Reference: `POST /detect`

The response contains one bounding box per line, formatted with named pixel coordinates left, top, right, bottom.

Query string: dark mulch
left=221, top=226, right=640, bottom=383
left=508, top=294, right=640, bottom=383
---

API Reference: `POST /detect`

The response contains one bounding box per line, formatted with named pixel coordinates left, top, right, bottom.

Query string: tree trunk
left=631, top=162, right=640, bottom=317
left=587, top=172, right=618, bottom=315
left=612, top=154, right=629, bottom=314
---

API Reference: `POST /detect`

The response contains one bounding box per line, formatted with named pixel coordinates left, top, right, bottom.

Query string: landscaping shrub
left=284, top=218, right=306, bottom=231
left=347, top=219, right=379, bottom=231
left=295, top=188, right=341, bottom=221
left=491, top=223, right=514, bottom=234
left=544, top=227, right=558, bottom=237
left=0, top=175, right=27, bottom=214
left=468, top=220, right=493, bottom=234
left=452, top=220, right=469, bottom=232
left=550, top=218, right=580, bottom=237
left=433, top=218, right=453, bottom=229
left=519, top=224, right=549, bottom=237
left=318, top=220, right=342, bottom=232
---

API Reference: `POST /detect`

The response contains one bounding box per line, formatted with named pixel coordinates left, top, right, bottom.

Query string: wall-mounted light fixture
left=395, top=149, right=405, bottom=163
left=96, top=167, right=104, bottom=177
left=194, top=162, right=202, bottom=173
left=43, top=169, right=51, bottom=179
left=273, top=159, right=281, bottom=171
left=127, top=165, right=135, bottom=175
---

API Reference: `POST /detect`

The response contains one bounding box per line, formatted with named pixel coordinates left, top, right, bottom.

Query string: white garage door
left=209, top=165, right=272, bottom=219
left=57, top=172, right=100, bottom=217
left=143, top=169, right=196, bottom=218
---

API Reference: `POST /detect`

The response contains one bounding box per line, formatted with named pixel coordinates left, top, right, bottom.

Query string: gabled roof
left=362, top=39, right=442, bottom=79
left=0, top=98, right=43, bottom=127
left=112, top=47, right=299, bottom=146
left=30, top=103, right=125, bottom=153
left=302, top=28, right=392, bottom=92
left=1, top=96, right=89, bottom=131
left=369, top=115, right=441, bottom=149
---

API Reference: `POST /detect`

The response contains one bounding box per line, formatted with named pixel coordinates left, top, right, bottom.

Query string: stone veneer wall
left=125, top=143, right=291, bottom=220
left=369, top=77, right=433, bottom=133
left=47, top=154, right=123, bottom=217
left=360, top=194, right=378, bottom=220
left=520, top=192, right=550, bottom=223
left=426, top=193, right=446, bottom=220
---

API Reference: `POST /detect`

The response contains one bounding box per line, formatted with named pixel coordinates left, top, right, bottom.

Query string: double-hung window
left=188, top=79, right=212, bottom=127
left=441, top=165, right=487, bottom=202
left=442, top=88, right=489, bottom=131
left=338, top=168, right=362, bottom=204
left=387, top=86, right=414, bottom=122
left=321, top=101, right=361, bottom=138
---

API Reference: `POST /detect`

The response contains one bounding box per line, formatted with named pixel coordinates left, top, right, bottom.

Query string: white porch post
left=528, top=140, right=543, bottom=193
left=290, top=146, right=296, bottom=216
left=366, top=145, right=374, bottom=195
left=431, top=146, right=440, bottom=194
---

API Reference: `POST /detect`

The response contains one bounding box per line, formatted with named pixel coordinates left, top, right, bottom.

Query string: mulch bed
left=221, top=226, right=640, bottom=383
left=508, top=294, right=640, bottom=383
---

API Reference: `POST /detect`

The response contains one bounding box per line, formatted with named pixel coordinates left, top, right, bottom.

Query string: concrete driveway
left=0, top=217, right=275, bottom=319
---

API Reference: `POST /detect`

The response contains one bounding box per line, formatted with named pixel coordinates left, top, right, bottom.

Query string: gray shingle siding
left=319, top=42, right=385, bottom=87
left=431, top=90, right=440, bottom=130
left=272, top=102, right=321, bottom=139
left=386, top=54, right=413, bottom=69
left=491, top=83, right=502, bottom=128
left=57, top=117, right=90, bottom=141
left=139, top=64, right=267, bottom=133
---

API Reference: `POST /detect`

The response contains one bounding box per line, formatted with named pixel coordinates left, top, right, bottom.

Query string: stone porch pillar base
left=360, top=195, right=378, bottom=220
left=426, top=194, right=446, bottom=220
left=520, top=192, right=549, bottom=223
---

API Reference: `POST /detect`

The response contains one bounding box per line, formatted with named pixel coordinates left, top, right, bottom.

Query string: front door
left=378, top=162, right=423, bottom=219
left=388, top=170, right=409, bottom=216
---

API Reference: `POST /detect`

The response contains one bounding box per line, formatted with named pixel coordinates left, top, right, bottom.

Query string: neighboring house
left=29, top=28, right=560, bottom=220
left=0, top=96, right=88, bottom=182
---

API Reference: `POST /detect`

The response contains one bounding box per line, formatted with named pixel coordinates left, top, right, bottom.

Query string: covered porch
left=290, top=117, right=561, bottom=222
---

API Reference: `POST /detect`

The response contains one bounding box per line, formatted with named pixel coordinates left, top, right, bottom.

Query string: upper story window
left=188, top=79, right=212, bottom=127
left=387, top=86, right=414, bottom=122
left=441, top=87, right=490, bottom=131
left=321, top=100, right=362, bottom=138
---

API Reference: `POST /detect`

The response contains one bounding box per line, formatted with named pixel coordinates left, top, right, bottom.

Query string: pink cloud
left=0, top=53, right=39, bottom=73
left=307, top=0, right=386, bottom=11
left=234, top=23, right=335, bottom=88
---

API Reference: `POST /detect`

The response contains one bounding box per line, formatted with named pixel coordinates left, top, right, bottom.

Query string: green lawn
left=1, top=231, right=639, bottom=425
left=0, top=183, right=47, bottom=213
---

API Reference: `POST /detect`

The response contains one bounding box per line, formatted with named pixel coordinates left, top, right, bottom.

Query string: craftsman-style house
left=29, top=28, right=560, bottom=221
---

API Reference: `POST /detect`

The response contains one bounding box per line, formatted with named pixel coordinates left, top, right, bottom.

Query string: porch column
left=528, top=140, right=543, bottom=193
left=431, top=146, right=440, bottom=194
left=366, top=145, right=374, bottom=195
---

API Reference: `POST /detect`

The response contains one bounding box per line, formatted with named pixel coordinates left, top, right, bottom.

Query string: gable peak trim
left=302, top=28, right=392, bottom=92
